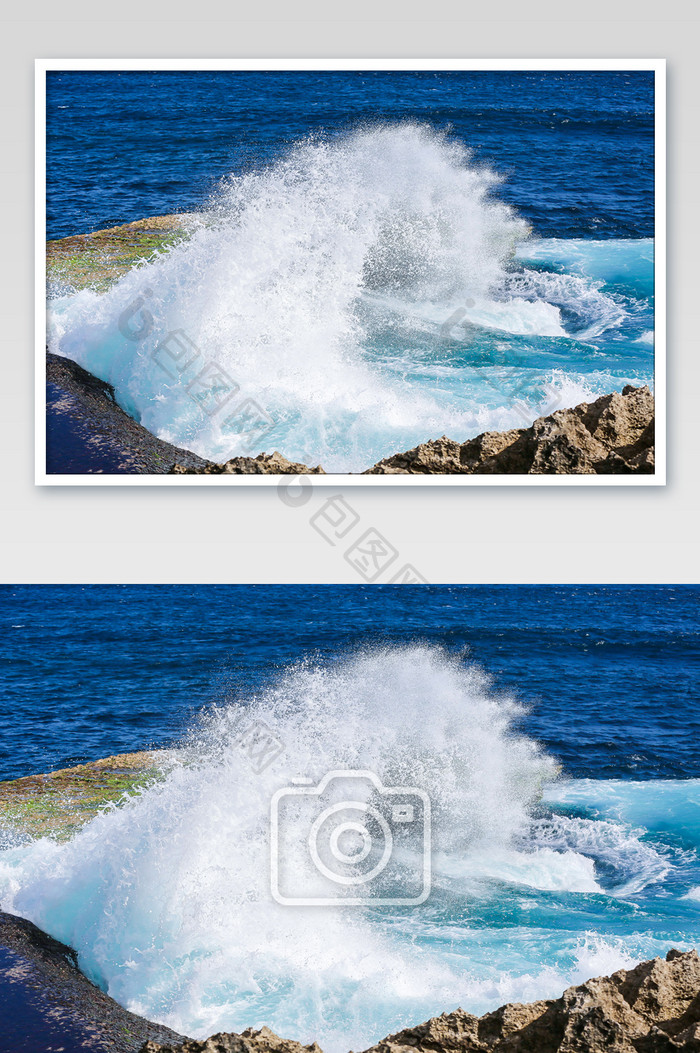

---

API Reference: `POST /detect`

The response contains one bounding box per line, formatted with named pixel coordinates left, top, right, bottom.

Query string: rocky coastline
left=0, top=912, right=697, bottom=1053
left=140, top=949, right=700, bottom=1052
left=46, top=351, right=654, bottom=477
left=363, top=385, right=654, bottom=475
left=1, top=755, right=696, bottom=1051
left=46, top=352, right=209, bottom=475
left=45, top=216, right=655, bottom=478
left=0, top=910, right=184, bottom=1053
left=0, top=751, right=170, bottom=840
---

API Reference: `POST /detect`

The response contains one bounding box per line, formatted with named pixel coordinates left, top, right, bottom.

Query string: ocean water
left=46, top=71, right=655, bottom=471
left=0, top=586, right=698, bottom=1051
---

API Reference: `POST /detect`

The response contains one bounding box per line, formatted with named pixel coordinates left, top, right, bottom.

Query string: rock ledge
left=0, top=910, right=184, bottom=1052
left=140, top=949, right=700, bottom=1053
left=170, top=386, right=655, bottom=477
left=46, top=350, right=655, bottom=477
left=170, top=452, right=326, bottom=475
left=365, top=385, right=655, bottom=475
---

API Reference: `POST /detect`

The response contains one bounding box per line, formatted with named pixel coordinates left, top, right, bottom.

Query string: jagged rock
left=365, top=386, right=655, bottom=475
left=140, top=1027, right=322, bottom=1053
left=139, top=950, right=700, bottom=1053
left=170, top=452, right=326, bottom=475
left=358, top=949, right=700, bottom=1053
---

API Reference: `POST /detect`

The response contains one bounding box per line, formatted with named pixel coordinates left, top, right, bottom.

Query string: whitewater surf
left=47, top=124, right=655, bottom=472
left=0, top=646, right=695, bottom=1053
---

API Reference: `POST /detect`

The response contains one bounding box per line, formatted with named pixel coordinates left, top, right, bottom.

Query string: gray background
left=1, top=4, right=696, bottom=583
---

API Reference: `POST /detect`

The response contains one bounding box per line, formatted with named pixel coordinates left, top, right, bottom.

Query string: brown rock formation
left=170, top=452, right=326, bottom=475
left=364, top=386, right=655, bottom=475
left=139, top=950, right=700, bottom=1053
left=358, top=949, right=700, bottom=1052
left=140, top=1027, right=322, bottom=1053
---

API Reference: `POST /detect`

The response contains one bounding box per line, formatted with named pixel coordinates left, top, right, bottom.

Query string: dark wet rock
left=46, top=352, right=208, bottom=475
left=170, top=452, right=325, bottom=475
left=364, top=386, right=655, bottom=475
left=0, top=910, right=185, bottom=1052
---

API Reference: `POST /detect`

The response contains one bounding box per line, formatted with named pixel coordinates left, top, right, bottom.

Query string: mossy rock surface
left=0, top=751, right=172, bottom=840
left=46, top=214, right=196, bottom=293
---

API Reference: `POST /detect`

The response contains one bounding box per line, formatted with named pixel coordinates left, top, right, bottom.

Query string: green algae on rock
left=0, top=751, right=172, bottom=841
left=46, top=214, right=195, bottom=293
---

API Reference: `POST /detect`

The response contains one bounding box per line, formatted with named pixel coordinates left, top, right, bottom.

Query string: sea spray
left=47, top=124, right=652, bottom=471
left=1, top=645, right=693, bottom=1051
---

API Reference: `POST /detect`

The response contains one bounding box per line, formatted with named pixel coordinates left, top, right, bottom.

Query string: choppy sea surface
left=0, top=586, right=697, bottom=1052
left=46, top=71, right=655, bottom=470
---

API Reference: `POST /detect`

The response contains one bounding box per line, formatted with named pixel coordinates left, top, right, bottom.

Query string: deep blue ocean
left=1, top=585, right=695, bottom=781
left=1, top=586, right=698, bottom=1050
left=46, top=70, right=654, bottom=242
left=46, top=71, right=657, bottom=471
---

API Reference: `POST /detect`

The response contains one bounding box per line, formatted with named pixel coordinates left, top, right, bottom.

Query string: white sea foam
left=526, top=814, right=671, bottom=896
left=635, top=330, right=655, bottom=345
left=503, top=269, right=626, bottom=340
left=0, top=648, right=549, bottom=1045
